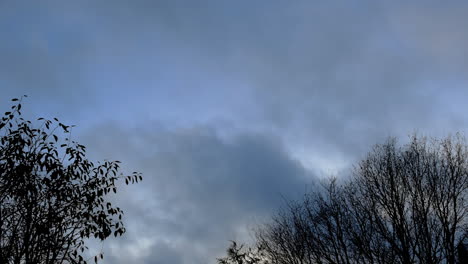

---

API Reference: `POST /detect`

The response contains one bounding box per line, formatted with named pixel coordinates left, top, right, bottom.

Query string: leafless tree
left=251, top=135, right=468, bottom=264
left=217, top=241, right=269, bottom=264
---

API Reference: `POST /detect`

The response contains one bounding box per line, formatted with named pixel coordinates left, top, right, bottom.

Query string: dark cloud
left=77, top=0, right=468, bottom=165
left=80, top=122, right=313, bottom=264
left=127, top=0, right=468, bottom=166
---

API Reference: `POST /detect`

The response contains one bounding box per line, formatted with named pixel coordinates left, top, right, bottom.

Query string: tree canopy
left=219, top=135, right=468, bottom=264
left=0, top=97, right=142, bottom=264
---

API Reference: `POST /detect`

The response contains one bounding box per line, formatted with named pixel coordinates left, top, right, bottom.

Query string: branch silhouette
left=0, top=97, right=142, bottom=264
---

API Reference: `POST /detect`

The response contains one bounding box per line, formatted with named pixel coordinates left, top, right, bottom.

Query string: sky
left=1, top=1, right=468, bottom=263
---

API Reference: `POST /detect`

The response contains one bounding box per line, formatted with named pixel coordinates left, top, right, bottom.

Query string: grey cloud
left=0, top=1, right=95, bottom=103
left=104, top=240, right=184, bottom=264
left=85, top=0, right=468, bottom=162
left=129, top=0, right=468, bottom=164
left=146, top=242, right=184, bottom=264
left=79, top=122, right=314, bottom=264
left=3, top=0, right=468, bottom=134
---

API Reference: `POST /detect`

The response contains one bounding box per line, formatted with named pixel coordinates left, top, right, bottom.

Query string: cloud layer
left=2, top=1, right=468, bottom=263
left=80, top=123, right=312, bottom=263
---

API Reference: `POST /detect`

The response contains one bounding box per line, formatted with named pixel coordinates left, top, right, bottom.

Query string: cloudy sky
left=2, top=1, right=468, bottom=263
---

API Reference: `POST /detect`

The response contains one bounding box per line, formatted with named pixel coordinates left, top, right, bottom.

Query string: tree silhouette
left=222, top=135, right=468, bottom=264
left=0, top=97, right=142, bottom=264
left=217, top=241, right=269, bottom=264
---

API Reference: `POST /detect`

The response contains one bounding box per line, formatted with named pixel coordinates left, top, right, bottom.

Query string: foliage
left=0, top=97, right=142, bottom=264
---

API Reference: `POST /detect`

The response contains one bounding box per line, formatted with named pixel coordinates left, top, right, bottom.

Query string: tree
left=217, top=241, right=269, bottom=264
left=0, top=97, right=142, bottom=264
left=224, top=135, right=468, bottom=264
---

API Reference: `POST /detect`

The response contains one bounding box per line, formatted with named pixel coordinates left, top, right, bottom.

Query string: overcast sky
left=2, top=1, right=468, bottom=263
